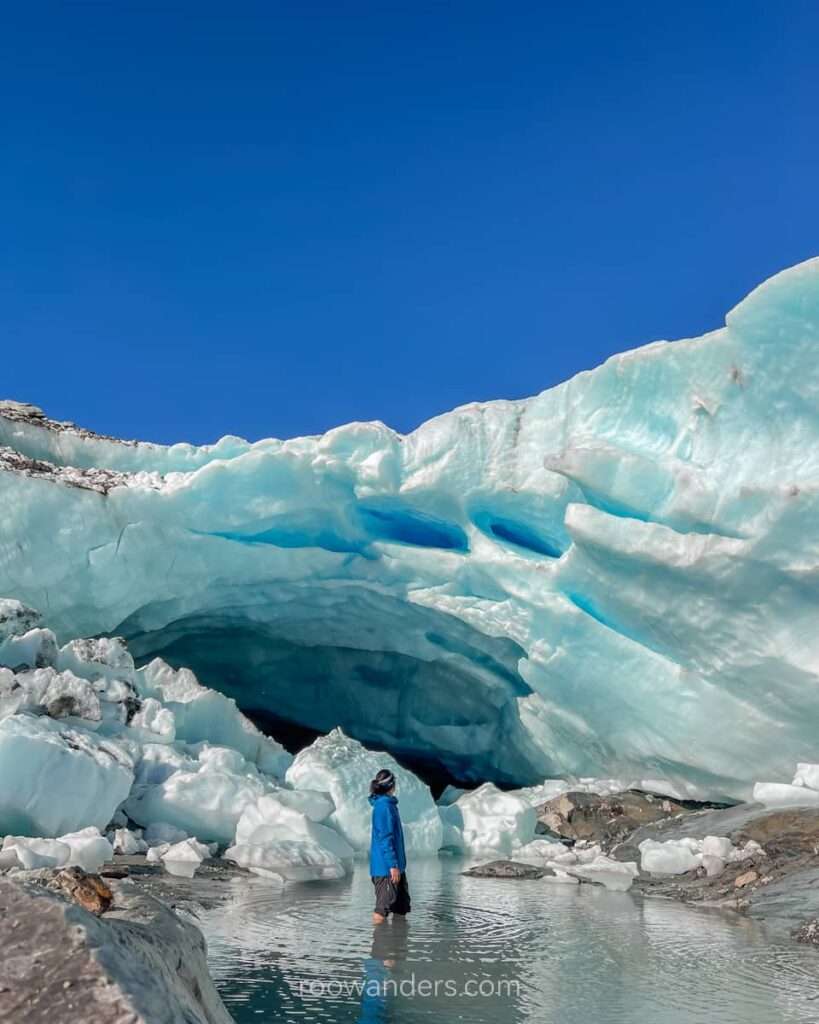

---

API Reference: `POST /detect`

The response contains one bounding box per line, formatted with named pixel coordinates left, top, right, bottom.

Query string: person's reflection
left=357, top=919, right=409, bottom=1022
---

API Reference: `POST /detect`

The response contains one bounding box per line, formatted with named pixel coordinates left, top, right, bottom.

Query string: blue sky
left=2, top=3, right=818, bottom=445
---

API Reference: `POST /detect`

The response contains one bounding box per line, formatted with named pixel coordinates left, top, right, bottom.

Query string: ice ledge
left=2, top=258, right=819, bottom=797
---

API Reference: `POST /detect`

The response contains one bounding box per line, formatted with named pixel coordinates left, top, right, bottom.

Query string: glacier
left=2, top=258, right=819, bottom=800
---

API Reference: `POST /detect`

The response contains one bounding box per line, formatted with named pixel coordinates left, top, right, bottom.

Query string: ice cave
left=3, top=257, right=819, bottom=802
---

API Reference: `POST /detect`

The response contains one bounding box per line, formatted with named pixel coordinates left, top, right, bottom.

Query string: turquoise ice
left=2, top=258, right=819, bottom=800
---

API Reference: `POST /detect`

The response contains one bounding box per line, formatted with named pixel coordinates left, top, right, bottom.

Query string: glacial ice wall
left=2, top=258, right=819, bottom=799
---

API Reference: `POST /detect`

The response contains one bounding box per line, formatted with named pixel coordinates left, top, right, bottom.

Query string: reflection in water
left=143, top=860, right=819, bottom=1023
left=358, top=922, right=408, bottom=1023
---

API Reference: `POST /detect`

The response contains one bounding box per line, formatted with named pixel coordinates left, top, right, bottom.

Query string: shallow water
left=151, top=860, right=819, bottom=1023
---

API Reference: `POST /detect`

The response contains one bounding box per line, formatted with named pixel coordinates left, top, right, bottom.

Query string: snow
left=286, top=728, right=442, bottom=855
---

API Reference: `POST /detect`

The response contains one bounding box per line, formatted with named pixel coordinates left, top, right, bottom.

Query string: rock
left=0, top=875, right=232, bottom=1024
left=100, top=864, right=130, bottom=879
left=48, top=867, right=113, bottom=915
left=793, top=919, right=819, bottom=945
left=733, top=809, right=819, bottom=860
left=9, top=866, right=115, bottom=915
left=537, top=790, right=688, bottom=850
left=734, top=869, right=758, bottom=888
left=462, top=859, right=549, bottom=879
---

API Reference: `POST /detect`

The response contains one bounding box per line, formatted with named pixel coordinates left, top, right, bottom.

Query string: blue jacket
left=368, top=794, right=407, bottom=876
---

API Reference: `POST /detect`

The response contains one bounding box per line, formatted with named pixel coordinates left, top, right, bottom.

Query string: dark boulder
left=538, top=790, right=689, bottom=850
left=462, top=860, right=550, bottom=879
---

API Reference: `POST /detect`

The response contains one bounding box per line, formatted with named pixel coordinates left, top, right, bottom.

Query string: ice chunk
left=701, top=835, right=734, bottom=860
left=516, top=838, right=566, bottom=864
left=0, top=599, right=41, bottom=641
left=137, top=659, right=291, bottom=777
left=161, top=838, right=211, bottom=878
left=752, top=782, right=819, bottom=807
left=286, top=729, right=442, bottom=855
left=511, top=780, right=571, bottom=807
left=437, top=785, right=467, bottom=806
left=702, top=855, right=725, bottom=878
left=144, top=822, right=189, bottom=847
left=224, top=839, right=346, bottom=882
left=42, top=670, right=102, bottom=722
left=728, top=839, right=765, bottom=863
left=0, top=846, right=20, bottom=870
left=0, top=628, right=59, bottom=672
left=3, top=836, right=70, bottom=870
left=112, top=827, right=148, bottom=855
left=125, top=742, right=275, bottom=843
left=56, top=636, right=136, bottom=686
left=569, top=855, right=638, bottom=891
left=0, top=714, right=133, bottom=836
left=639, top=838, right=702, bottom=875
left=234, top=792, right=354, bottom=865
left=0, top=666, right=101, bottom=723
left=543, top=869, right=579, bottom=885
left=792, top=764, right=819, bottom=791
left=59, top=827, right=114, bottom=872
left=128, top=697, right=175, bottom=743
left=439, top=782, right=536, bottom=856
left=271, top=788, right=334, bottom=822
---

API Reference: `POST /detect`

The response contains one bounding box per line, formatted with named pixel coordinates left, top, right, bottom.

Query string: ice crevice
left=3, top=259, right=819, bottom=799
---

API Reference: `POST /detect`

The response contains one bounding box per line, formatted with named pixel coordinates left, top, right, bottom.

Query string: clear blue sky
left=2, top=3, right=817, bottom=445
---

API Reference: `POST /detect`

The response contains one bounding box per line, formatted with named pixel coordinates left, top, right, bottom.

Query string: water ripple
left=147, top=861, right=819, bottom=1024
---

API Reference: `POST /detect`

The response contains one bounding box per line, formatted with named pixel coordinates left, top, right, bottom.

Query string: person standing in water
left=368, top=768, right=411, bottom=925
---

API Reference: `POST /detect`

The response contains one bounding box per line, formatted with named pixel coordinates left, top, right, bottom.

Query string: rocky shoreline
left=464, top=789, right=819, bottom=947
left=0, top=866, right=233, bottom=1023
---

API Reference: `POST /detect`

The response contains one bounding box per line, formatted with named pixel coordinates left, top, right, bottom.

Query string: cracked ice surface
left=3, top=259, right=819, bottom=797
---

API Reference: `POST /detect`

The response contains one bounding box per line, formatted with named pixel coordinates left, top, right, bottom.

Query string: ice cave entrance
left=120, top=587, right=541, bottom=793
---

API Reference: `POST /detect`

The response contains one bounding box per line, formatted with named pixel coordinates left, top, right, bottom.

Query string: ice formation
left=2, top=259, right=819, bottom=798
left=752, top=762, right=819, bottom=807
left=0, top=602, right=443, bottom=882
left=286, top=727, right=442, bottom=855
left=638, top=836, right=764, bottom=876
left=439, top=783, right=537, bottom=856
left=1, top=827, right=114, bottom=872
left=514, top=835, right=638, bottom=891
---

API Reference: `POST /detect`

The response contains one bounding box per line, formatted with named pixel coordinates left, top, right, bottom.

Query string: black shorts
left=372, top=872, right=411, bottom=916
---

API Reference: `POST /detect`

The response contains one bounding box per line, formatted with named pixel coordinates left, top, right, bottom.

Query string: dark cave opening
left=122, top=593, right=545, bottom=793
